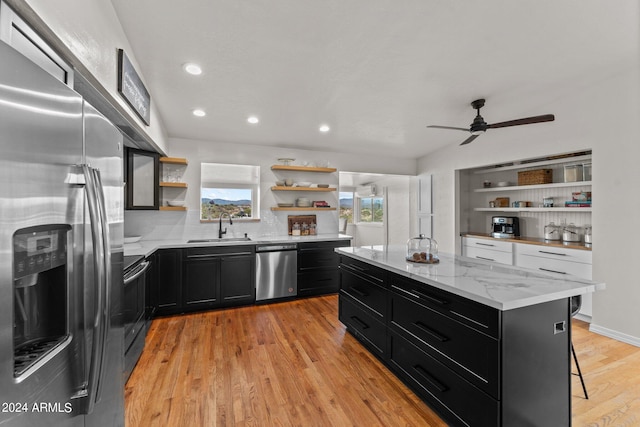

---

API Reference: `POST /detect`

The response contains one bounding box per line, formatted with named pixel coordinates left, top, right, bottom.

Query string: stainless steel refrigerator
left=0, top=40, right=125, bottom=426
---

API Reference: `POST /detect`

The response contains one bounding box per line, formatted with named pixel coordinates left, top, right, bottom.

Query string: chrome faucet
left=218, top=212, right=233, bottom=239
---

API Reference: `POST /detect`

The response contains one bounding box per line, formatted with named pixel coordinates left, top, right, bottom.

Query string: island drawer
left=339, top=256, right=386, bottom=286
left=390, top=274, right=500, bottom=339
left=389, top=333, right=499, bottom=427
left=390, top=292, right=499, bottom=398
left=339, top=295, right=386, bottom=358
left=340, top=268, right=387, bottom=318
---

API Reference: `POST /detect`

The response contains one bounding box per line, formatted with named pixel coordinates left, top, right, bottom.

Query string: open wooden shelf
left=160, top=157, right=188, bottom=165
left=270, top=207, right=336, bottom=211
left=159, top=206, right=187, bottom=211
left=160, top=182, right=188, bottom=188
left=271, top=186, right=335, bottom=192
left=271, top=165, right=337, bottom=173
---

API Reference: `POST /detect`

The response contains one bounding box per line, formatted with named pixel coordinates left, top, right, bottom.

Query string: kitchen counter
left=124, top=233, right=352, bottom=257
left=461, top=232, right=591, bottom=251
left=336, top=245, right=603, bottom=310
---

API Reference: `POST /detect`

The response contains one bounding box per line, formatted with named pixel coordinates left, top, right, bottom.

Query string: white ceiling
left=110, top=0, right=636, bottom=160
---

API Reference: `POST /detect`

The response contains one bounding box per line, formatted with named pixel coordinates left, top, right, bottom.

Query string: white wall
left=125, top=137, right=416, bottom=241
left=418, top=62, right=640, bottom=344
left=17, top=0, right=168, bottom=152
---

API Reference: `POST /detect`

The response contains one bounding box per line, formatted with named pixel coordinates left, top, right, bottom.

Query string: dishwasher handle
left=255, top=244, right=298, bottom=252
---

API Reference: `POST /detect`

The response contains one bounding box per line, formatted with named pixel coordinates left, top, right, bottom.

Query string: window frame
left=200, top=163, right=260, bottom=221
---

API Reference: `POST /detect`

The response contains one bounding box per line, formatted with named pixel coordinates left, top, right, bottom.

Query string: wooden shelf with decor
left=271, top=165, right=337, bottom=173
left=159, top=157, right=188, bottom=211
left=160, top=182, right=188, bottom=188
left=271, top=186, right=335, bottom=192
left=270, top=207, right=336, bottom=211
left=160, top=157, right=189, bottom=165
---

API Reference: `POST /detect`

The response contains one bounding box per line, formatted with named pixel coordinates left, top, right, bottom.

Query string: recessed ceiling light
left=247, top=116, right=259, bottom=124
left=183, top=63, right=202, bottom=75
left=192, top=109, right=206, bottom=117
left=319, top=124, right=330, bottom=133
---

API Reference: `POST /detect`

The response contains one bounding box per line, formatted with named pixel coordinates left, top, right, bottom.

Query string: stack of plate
left=296, top=197, right=311, bottom=207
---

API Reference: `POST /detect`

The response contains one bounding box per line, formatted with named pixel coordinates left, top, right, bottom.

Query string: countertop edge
left=336, top=246, right=604, bottom=311
left=124, top=234, right=353, bottom=257
left=461, top=232, right=592, bottom=251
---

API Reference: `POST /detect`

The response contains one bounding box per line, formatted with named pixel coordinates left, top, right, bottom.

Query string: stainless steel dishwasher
left=255, top=243, right=297, bottom=301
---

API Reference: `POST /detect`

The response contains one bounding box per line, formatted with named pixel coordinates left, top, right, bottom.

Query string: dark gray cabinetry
left=182, top=245, right=255, bottom=312
left=297, top=240, right=350, bottom=297
left=338, top=256, right=388, bottom=358
left=338, top=255, right=571, bottom=427
left=153, top=249, right=182, bottom=316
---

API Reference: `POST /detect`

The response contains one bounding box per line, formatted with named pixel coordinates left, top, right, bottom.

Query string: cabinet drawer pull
left=475, top=256, right=495, bottom=262
left=348, top=263, right=366, bottom=272
left=538, top=250, right=567, bottom=256
left=350, top=287, right=368, bottom=297
left=411, top=289, right=449, bottom=305
left=539, top=267, right=567, bottom=275
left=413, top=365, right=448, bottom=392
left=350, top=316, right=370, bottom=330
left=475, top=242, right=495, bottom=247
left=413, top=321, right=449, bottom=342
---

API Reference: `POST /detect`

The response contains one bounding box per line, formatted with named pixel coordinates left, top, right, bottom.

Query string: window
left=339, top=191, right=354, bottom=223
left=200, top=163, right=260, bottom=220
left=358, top=196, right=384, bottom=223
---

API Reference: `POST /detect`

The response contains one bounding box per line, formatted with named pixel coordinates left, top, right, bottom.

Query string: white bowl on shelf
left=496, top=181, right=510, bottom=187
left=167, top=200, right=185, bottom=207
left=296, top=181, right=312, bottom=187
left=124, top=236, right=142, bottom=244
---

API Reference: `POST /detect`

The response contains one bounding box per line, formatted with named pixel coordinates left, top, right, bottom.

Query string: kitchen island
left=336, top=245, right=604, bottom=427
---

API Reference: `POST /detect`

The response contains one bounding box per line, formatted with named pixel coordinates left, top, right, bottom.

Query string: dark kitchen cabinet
left=183, top=251, right=220, bottom=311
left=297, top=240, right=351, bottom=297
left=125, top=148, right=159, bottom=210
left=339, top=253, right=572, bottom=427
left=182, top=245, right=255, bottom=313
left=220, top=252, right=255, bottom=307
left=153, top=249, right=182, bottom=316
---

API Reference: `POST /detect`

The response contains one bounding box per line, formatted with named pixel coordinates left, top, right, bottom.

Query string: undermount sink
left=187, top=237, right=252, bottom=243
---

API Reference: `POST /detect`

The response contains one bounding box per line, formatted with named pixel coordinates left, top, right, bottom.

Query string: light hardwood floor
left=125, top=295, right=640, bottom=427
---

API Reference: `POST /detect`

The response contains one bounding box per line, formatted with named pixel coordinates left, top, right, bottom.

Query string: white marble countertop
left=124, top=233, right=352, bottom=257
left=336, top=245, right=605, bottom=311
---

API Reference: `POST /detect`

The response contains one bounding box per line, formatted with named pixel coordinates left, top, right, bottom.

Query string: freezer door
left=82, top=102, right=125, bottom=426
left=0, top=41, right=84, bottom=426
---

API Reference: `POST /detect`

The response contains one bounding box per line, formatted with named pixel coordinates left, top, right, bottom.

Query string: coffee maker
left=491, top=216, right=520, bottom=238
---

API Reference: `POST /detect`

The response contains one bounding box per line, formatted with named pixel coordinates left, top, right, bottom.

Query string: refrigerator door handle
left=71, top=165, right=109, bottom=415
left=92, top=167, right=112, bottom=399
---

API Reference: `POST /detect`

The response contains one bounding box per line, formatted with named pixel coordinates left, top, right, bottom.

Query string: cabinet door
left=154, top=249, right=182, bottom=316
left=183, top=257, right=220, bottom=311
left=125, top=148, right=159, bottom=210
left=220, top=254, right=255, bottom=306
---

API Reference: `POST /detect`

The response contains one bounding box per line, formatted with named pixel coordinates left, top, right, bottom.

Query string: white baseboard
left=589, top=323, right=640, bottom=348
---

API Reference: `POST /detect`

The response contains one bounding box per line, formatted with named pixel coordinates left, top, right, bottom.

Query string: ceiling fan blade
left=460, top=134, right=480, bottom=146
left=427, top=125, right=470, bottom=132
left=487, top=114, right=555, bottom=129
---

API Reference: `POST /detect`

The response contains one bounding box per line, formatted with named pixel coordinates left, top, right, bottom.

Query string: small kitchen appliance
left=491, top=216, right=520, bottom=238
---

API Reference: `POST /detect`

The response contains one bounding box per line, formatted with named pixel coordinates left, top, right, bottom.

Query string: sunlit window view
left=201, top=188, right=253, bottom=219
left=339, top=191, right=354, bottom=223
left=358, top=197, right=383, bottom=223
left=200, top=163, right=260, bottom=220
